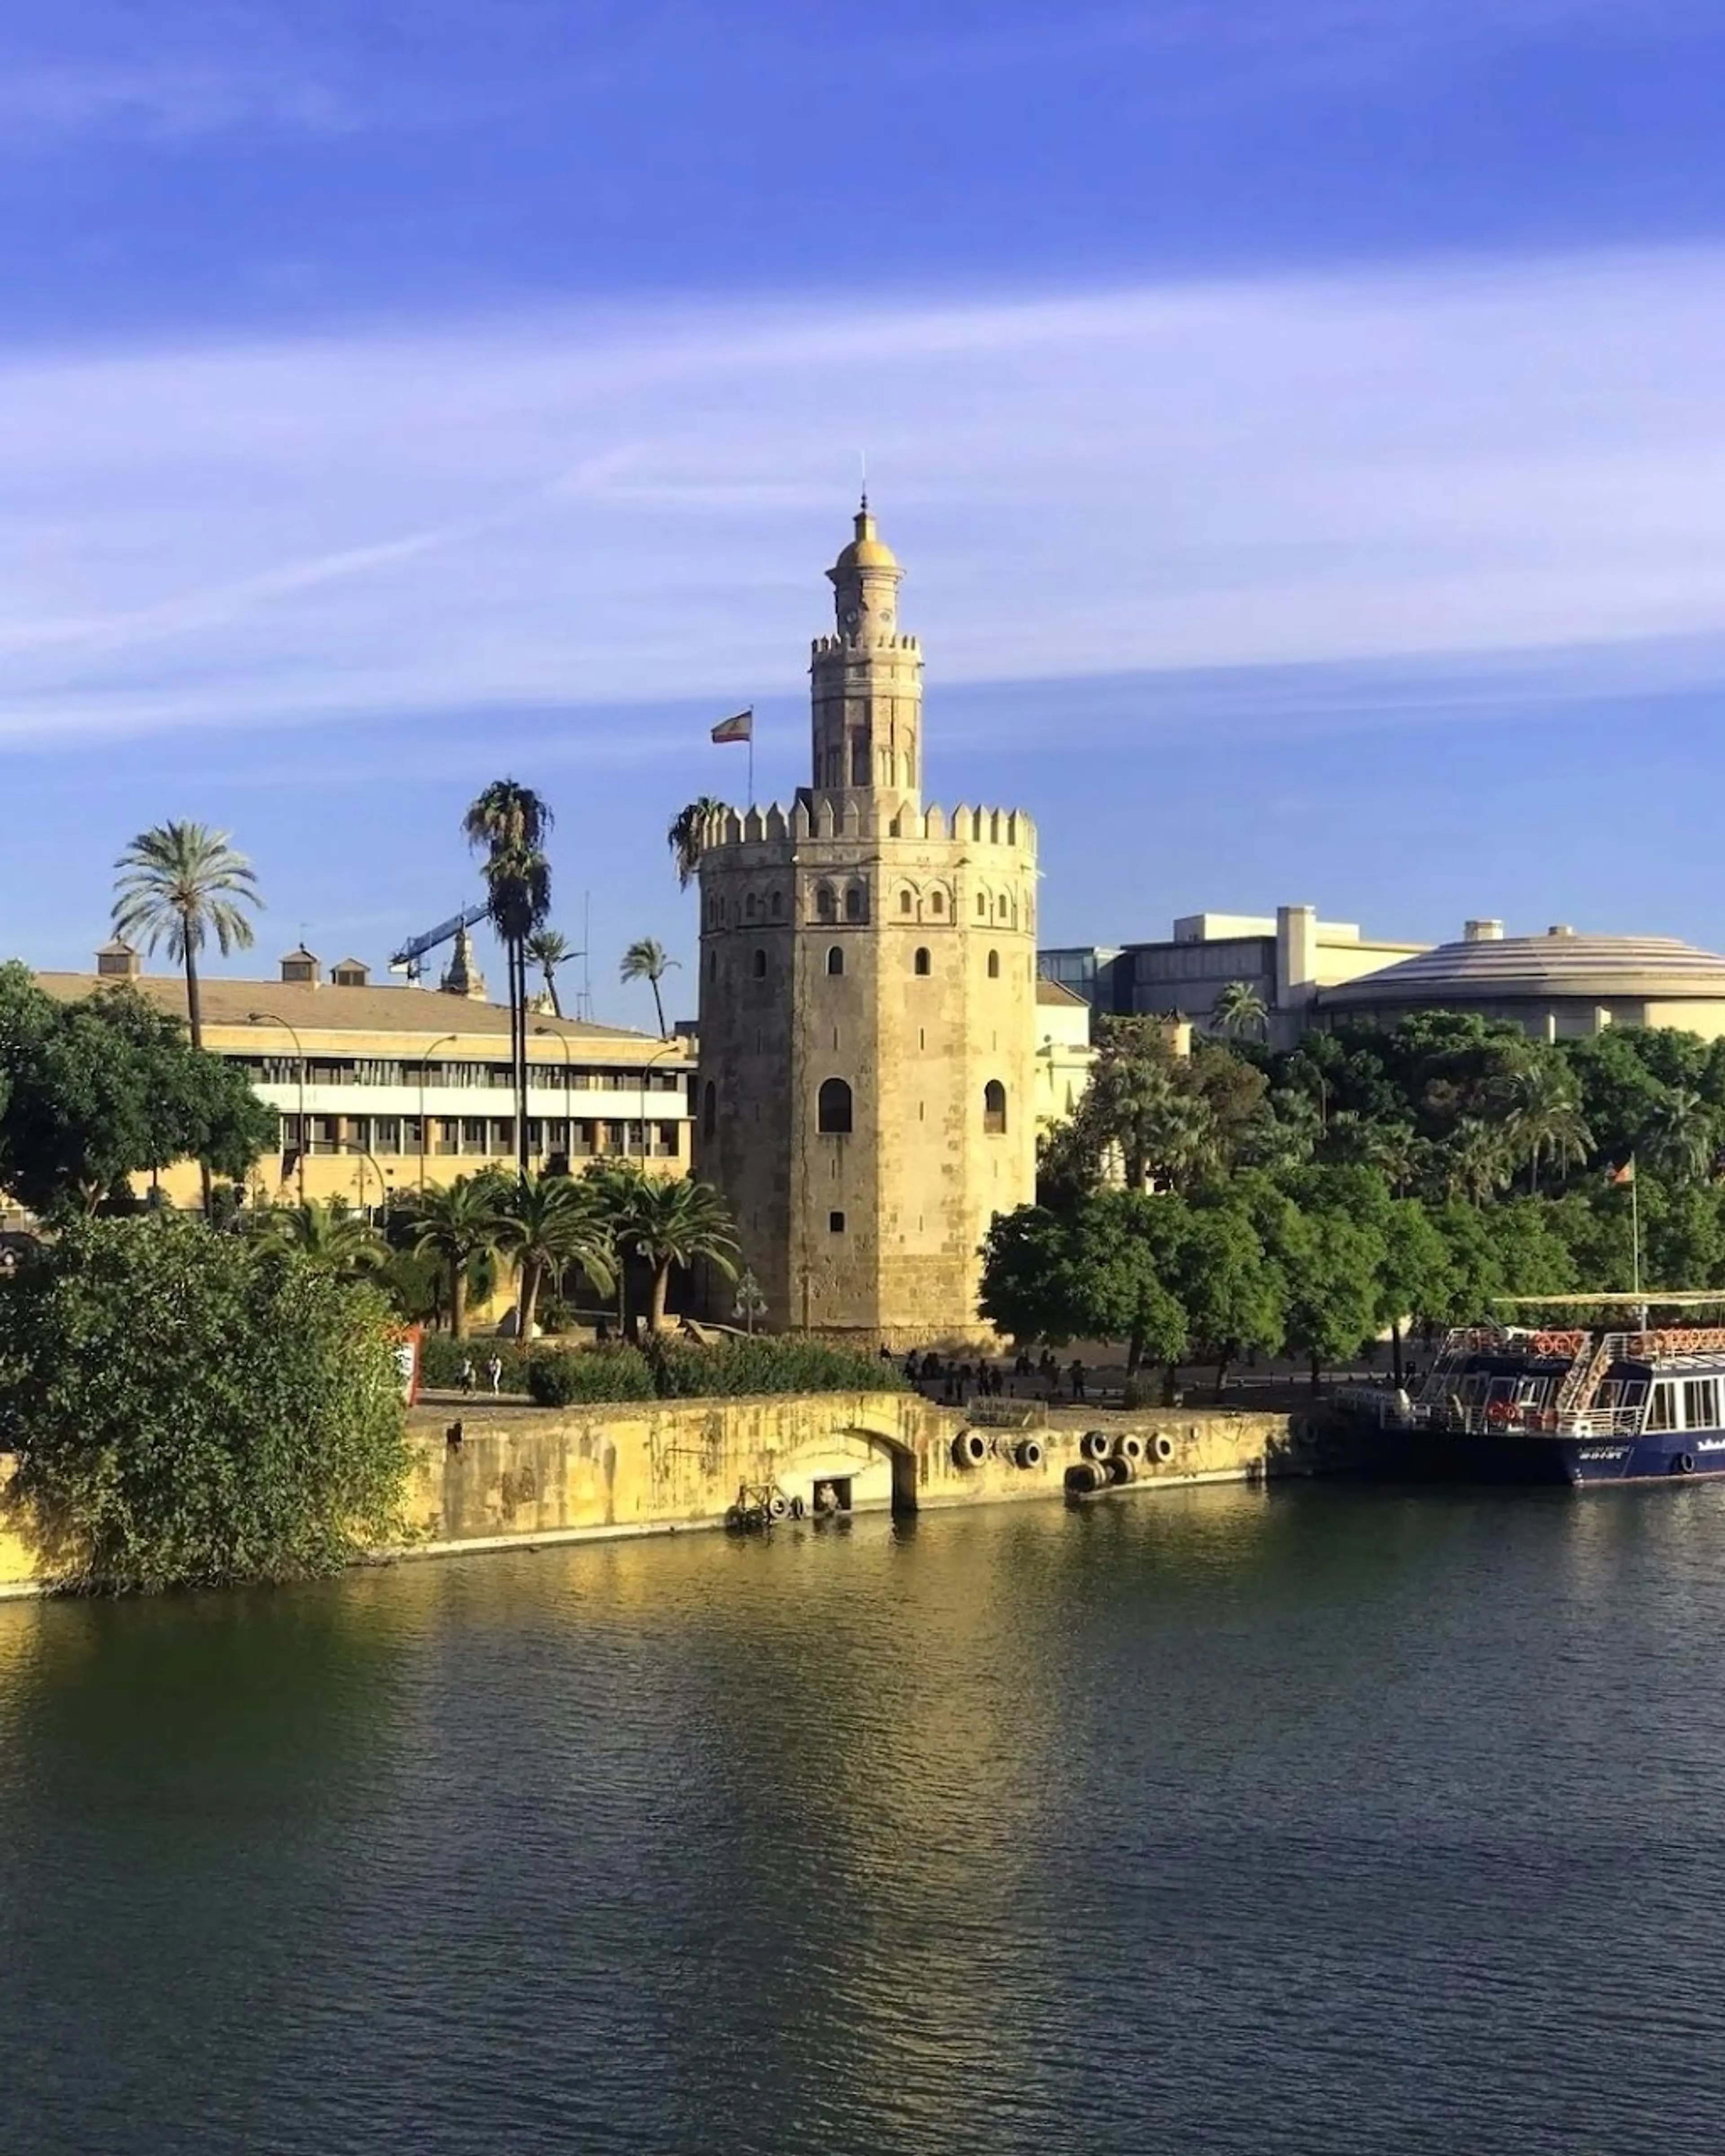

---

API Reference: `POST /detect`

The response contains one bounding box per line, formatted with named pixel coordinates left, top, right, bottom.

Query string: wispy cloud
left=5, top=246, right=1725, bottom=750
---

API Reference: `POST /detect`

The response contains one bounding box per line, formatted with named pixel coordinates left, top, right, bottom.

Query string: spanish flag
left=1609, top=1158, right=1636, bottom=1186
left=710, top=709, right=753, bottom=744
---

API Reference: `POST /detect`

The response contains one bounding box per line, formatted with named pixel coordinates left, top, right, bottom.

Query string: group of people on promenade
left=885, top=1343, right=1089, bottom=1405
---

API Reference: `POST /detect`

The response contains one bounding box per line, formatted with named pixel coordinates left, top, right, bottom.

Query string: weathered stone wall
left=0, top=1397, right=1301, bottom=1594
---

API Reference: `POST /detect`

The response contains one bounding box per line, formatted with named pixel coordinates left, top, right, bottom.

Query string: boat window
left=1515, top=1379, right=1550, bottom=1408
left=1683, top=1377, right=1720, bottom=1431
left=1647, top=1382, right=1677, bottom=1433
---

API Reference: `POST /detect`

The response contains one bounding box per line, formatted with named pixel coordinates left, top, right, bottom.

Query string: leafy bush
left=0, top=1217, right=410, bottom=1593
left=526, top=1344, right=655, bottom=1405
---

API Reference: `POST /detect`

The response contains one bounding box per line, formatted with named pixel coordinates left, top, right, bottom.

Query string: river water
left=4, top=1483, right=1725, bottom=2155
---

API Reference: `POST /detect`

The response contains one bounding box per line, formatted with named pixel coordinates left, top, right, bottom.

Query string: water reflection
left=4, top=1487, right=1725, bottom=2155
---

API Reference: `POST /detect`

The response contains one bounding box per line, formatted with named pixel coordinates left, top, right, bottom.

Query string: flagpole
left=748, top=731, right=754, bottom=808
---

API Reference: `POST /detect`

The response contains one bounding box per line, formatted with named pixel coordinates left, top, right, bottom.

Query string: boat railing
left=1407, top=1400, right=1644, bottom=1440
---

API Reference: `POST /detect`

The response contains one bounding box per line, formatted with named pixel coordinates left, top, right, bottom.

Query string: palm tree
left=405, top=1175, right=511, bottom=1338
left=1447, top=1117, right=1512, bottom=1206
left=1499, top=1060, right=1594, bottom=1193
left=111, top=821, right=263, bottom=1052
left=667, top=797, right=725, bottom=890
left=112, top=820, right=263, bottom=1214
left=495, top=1170, right=616, bottom=1341
left=619, top=937, right=678, bottom=1036
left=612, top=1174, right=739, bottom=1332
left=525, top=928, right=572, bottom=1018
left=1644, top=1088, right=1718, bottom=1186
left=1210, top=980, right=1269, bottom=1042
left=464, top=781, right=555, bottom=1177
left=250, top=1199, right=387, bottom=1281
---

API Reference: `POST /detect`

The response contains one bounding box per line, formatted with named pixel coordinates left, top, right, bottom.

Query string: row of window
left=244, top=1056, right=686, bottom=1092
left=741, top=945, right=1011, bottom=980
left=1463, top=1369, right=1725, bottom=1434
left=274, top=1115, right=681, bottom=1159
left=698, top=1079, right=1008, bottom=1139
left=705, top=884, right=1027, bottom=930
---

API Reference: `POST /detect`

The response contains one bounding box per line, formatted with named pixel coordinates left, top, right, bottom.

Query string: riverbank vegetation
left=0, top=1218, right=410, bottom=1592
left=987, top=1012, right=1725, bottom=1390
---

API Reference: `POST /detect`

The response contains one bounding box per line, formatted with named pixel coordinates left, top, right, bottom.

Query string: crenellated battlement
left=698, top=798, right=1036, bottom=853
left=809, top=632, right=921, bottom=658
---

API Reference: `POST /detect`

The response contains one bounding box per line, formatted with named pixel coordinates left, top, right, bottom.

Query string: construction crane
left=388, top=903, right=490, bottom=985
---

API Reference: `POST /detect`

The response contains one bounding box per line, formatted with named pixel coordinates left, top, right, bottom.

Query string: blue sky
left=6, top=0, right=1725, bottom=1024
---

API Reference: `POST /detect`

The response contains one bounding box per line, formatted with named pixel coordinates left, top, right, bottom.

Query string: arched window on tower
left=818, top=1078, right=853, bottom=1134
left=899, top=889, right=913, bottom=915
left=983, top=1081, right=1008, bottom=1135
left=997, top=894, right=1010, bottom=920
left=987, top=950, right=1000, bottom=979
left=976, top=893, right=987, bottom=919
left=851, top=738, right=870, bottom=786
left=845, top=884, right=866, bottom=923
left=826, top=946, right=844, bottom=976
left=745, top=892, right=758, bottom=921
left=816, top=884, right=836, bottom=923
left=770, top=891, right=784, bottom=920
left=914, top=948, right=931, bottom=976
left=752, top=948, right=767, bottom=979
left=930, top=890, right=946, bottom=916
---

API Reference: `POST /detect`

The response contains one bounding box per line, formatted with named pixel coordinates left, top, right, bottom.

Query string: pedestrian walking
left=487, top=1354, right=503, bottom=1396
left=459, top=1356, right=475, bottom=1397
left=1069, top=1357, right=1086, bottom=1404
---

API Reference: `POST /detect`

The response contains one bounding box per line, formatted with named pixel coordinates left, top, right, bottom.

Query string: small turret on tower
left=809, top=498, right=924, bottom=817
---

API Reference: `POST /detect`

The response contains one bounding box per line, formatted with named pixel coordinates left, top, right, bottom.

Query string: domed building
left=1314, top=919, right=1725, bottom=1042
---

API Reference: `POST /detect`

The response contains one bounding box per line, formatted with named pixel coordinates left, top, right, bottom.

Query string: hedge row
left=523, top=1334, right=906, bottom=1407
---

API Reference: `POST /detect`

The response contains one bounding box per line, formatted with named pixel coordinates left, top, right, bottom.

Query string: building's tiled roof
left=1035, top=977, right=1089, bottom=1007
left=33, top=971, right=671, bottom=1047
left=1321, top=930, right=1725, bottom=1007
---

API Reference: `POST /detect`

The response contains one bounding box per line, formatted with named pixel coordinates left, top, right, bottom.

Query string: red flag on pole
left=710, top=709, right=753, bottom=744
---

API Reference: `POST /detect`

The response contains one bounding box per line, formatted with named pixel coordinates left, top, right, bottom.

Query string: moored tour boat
left=1336, top=1305, right=1725, bottom=1487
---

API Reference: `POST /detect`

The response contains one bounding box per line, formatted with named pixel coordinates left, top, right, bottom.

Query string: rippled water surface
left=5, top=1483, right=1725, bottom=2153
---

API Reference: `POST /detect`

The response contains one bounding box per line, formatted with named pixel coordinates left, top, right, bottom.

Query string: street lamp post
left=732, top=1267, right=766, bottom=1336
left=638, top=1041, right=686, bottom=1169
left=534, top=1024, right=575, bottom=1168
left=355, top=1149, right=391, bottom=1223
left=417, top=1033, right=460, bottom=1194
left=248, top=1011, right=308, bottom=1202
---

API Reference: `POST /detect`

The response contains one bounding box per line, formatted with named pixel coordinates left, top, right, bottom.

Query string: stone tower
left=694, top=503, right=1039, bottom=1346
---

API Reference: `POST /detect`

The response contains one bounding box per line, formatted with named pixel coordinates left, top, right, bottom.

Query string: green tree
left=464, top=780, right=555, bottom=1177
left=524, top=928, right=572, bottom=1018
left=979, top=1193, right=1189, bottom=1376
left=250, top=1198, right=388, bottom=1281
left=1209, top=980, right=1269, bottom=1041
left=610, top=1173, right=740, bottom=1332
left=1, top=1217, right=409, bottom=1592
left=405, top=1175, right=510, bottom=1338
left=1170, top=1195, right=1285, bottom=1397
left=619, top=937, right=678, bottom=1037
left=667, top=797, right=726, bottom=890
left=0, top=968, right=273, bottom=1219
left=495, top=1169, right=617, bottom=1341
left=1272, top=1170, right=1388, bottom=1390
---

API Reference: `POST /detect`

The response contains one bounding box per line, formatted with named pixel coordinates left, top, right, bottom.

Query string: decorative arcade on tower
left=694, top=503, right=1039, bottom=1346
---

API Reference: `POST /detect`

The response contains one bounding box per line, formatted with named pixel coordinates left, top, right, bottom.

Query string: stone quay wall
left=0, top=1396, right=1304, bottom=1595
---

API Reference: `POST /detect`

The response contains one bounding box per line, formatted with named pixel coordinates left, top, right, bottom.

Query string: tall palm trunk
left=650, top=1258, right=672, bottom=1332
left=513, top=940, right=531, bottom=1177
left=650, top=976, right=667, bottom=1037
left=450, top=1257, right=468, bottom=1339
left=182, top=936, right=215, bottom=1216
left=517, top=1256, right=543, bottom=1342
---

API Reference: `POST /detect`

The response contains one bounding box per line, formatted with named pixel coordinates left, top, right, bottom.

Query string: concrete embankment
left=0, top=1393, right=1310, bottom=1595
